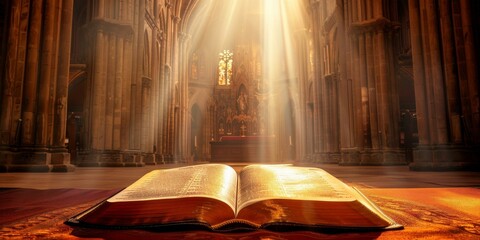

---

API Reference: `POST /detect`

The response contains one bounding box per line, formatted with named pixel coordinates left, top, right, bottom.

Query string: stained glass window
left=218, top=50, right=233, bottom=85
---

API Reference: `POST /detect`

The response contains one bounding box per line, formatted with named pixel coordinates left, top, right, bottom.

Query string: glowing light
left=186, top=0, right=310, bottom=162
left=261, top=0, right=309, bottom=162
left=218, top=50, right=233, bottom=85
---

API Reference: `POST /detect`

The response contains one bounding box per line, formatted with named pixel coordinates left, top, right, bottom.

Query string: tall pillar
left=165, top=69, right=173, bottom=163
left=169, top=13, right=181, bottom=162
left=408, top=0, right=429, bottom=146
left=120, top=37, right=132, bottom=151
left=439, top=0, right=462, bottom=143
left=133, top=0, right=146, bottom=152
left=76, top=0, right=143, bottom=167
left=104, top=33, right=116, bottom=150
left=0, top=0, right=74, bottom=172
left=339, top=0, right=405, bottom=165
left=366, top=31, right=379, bottom=149
left=352, top=34, right=364, bottom=153
left=51, top=0, right=75, bottom=171
left=20, top=0, right=43, bottom=146
left=338, top=0, right=358, bottom=163
left=374, top=29, right=387, bottom=148
left=113, top=37, right=124, bottom=150
left=177, top=31, right=191, bottom=162
left=459, top=0, right=480, bottom=144
left=358, top=33, right=370, bottom=149
left=0, top=0, right=21, bottom=146
left=157, top=39, right=167, bottom=164
left=425, top=0, right=448, bottom=144
left=36, top=0, right=56, bottom=147
left=149, top=29, right=159, bottom=165
left=409, top=0, right=480, bottom=170
left=310, top=2, right=321, bottom=161
left=90, top=30, right=106, bottom=151
left=309, top=1, right=323, bottom=162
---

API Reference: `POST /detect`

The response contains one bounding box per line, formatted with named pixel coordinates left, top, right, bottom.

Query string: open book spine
left=65, top=164, right=403, bottom=232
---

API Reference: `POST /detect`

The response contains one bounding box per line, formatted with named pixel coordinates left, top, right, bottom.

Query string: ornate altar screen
left=209, top=47, right=277, bottom=162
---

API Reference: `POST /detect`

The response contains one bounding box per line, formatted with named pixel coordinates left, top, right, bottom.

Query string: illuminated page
left=237, top=164, right=358, bottom=211
left=236, top=164, right=395, bottom=228
left=108, top=164, right=238, bottom=210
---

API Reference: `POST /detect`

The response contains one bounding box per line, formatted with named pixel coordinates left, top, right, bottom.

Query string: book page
left=237, top=164, right=356, bottom=211
left=108, top=164, right=238, bottom=210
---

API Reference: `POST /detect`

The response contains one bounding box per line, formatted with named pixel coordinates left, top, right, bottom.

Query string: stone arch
left=67, top=68, right=88, bottom=163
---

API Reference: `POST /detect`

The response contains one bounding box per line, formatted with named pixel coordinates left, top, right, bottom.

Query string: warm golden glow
left=108, top=164, right=238, bottom=210
left=187, top=0, right=310, bottom=161
left=261, top=0, right=309, bottom=143
left=218, top=50, right=233, bottom=85
left=237, top=165, right=356, bottom=210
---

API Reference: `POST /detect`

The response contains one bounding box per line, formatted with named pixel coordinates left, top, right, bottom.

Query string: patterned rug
left=1, top=187, right=479, bottom=239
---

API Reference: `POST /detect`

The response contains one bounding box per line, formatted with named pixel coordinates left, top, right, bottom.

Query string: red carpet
left=1, top=187, right=479, bottom=239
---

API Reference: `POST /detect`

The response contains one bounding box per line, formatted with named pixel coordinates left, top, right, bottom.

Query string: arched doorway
left=67, top=71, right=87, bottom=164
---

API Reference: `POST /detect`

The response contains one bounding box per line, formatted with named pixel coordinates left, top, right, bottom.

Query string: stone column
left=149, top=29, right=159, bottom=165
left=352, top=33, right=364, bottom=153
left=157, top=36, right=167, bottom=163
left=97, top=0, right=104, bottom=18
left=408, top=0, right=429, bottom=146
left=338, top=0, right=357, bottom=162
left=374, top=28, right=388, bottom=148
left=340, top=0, right=404, bottom=165
left=178, top=31, right=191, bottom=161
left=36, top=0, right=56, bottom=147
left=162, top=65, right=172, bottom=161
left=91, top=30, right=106, bottom=151
left=133, top=0, right=146, bottom=151
left=1, top=0, right=75, bottom=171
left=141, top=76, right=152, bottom=153
left=409, top=0, right=480, bottom=170
left=121, top=37, right=132, bottom=151
left=425, top=0, right=448, bottom=144
left=459, top=0, right=480, bottom=144
left=113, top=36, right=124, bottom=150
left=294, top=29, right=311, bottom=161
left=169, top=14, right=181, bottom=162
left=308, top=1, right=323, bottom=161
left=51, top=0, right=75, bottom=171
left=439, top=0, right=462, bottom=143
left=21, top=0, right=43, bottom=145
left=0, top=0, right=21, bottom=146
left=104, top=33, right=116, bottom=149
left=358, top=32, right=369, bottom=149
left=183, top=35, right=191, bottom=162
left=366, top=31, right=379, bottom=148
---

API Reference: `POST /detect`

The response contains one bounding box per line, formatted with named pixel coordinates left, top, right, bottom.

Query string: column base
left=162, top=154, right=174, bottom=164
left=143, top=153, right=157, bottom=165
left=340, top=148, right=407, bottom=166
left=76, top=150, right=145, bottom=167
left=173, top=154, right=188, bottom=164
left=0, top=147, right=75, bottom=172
left=306, top=153, right=341, bottom=163
left=409, top=145, right=480, bottom=171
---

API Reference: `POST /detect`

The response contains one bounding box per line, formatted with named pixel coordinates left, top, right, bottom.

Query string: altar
left=206, top=46, right=291, bottom=163
left=210, top=136, right=276, bottom=162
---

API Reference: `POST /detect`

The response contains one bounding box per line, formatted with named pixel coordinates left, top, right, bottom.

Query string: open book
left=66, top=164, right=402, bottom=231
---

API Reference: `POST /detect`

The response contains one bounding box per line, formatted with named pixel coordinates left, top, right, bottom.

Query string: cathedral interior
left=1, top=1, right=480, bottom=238
left=1, top=0, right=479, bottom=171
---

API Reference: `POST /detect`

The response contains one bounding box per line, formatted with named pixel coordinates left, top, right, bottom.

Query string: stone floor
left=1, top=162, right=479, bottom=190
